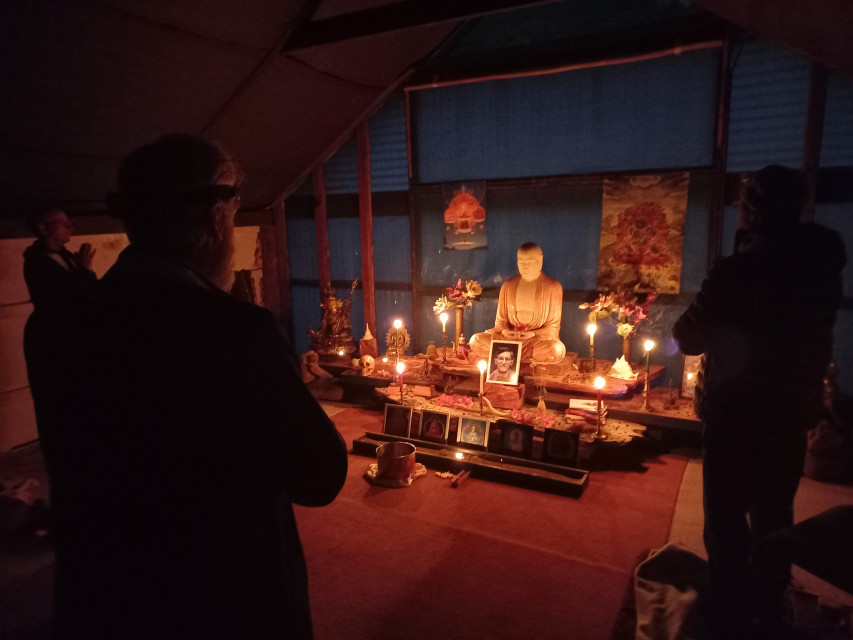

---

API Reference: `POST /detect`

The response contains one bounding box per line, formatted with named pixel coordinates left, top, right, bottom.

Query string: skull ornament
left=359, top=355, right=375, bottom=377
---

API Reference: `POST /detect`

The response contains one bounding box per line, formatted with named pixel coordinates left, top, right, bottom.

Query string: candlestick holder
left=640, top=364, right=654, bottom=412
left=442, top=331, right=448, bottom=364
left=594, top=376, right=606, bottom=439
left=479, top=392, right=484, bottom=416
left=640, top=378, right=651, bottom=412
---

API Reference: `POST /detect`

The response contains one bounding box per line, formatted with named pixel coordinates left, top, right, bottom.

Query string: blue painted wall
left=287, top=40, right=853, bottom=393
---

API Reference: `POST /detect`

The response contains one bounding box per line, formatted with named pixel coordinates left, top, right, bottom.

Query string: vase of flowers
left=434, top=279, right=482, bottom=350
left=579, top=288, right=657, bottom=364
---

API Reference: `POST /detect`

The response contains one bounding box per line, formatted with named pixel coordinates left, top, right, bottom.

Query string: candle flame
left=382, top=357, right=388, bottom=363
left=393, top=319, right=403, bottom=330
left=687, top=372, right=694, bottom=381
left=594, top=376, right=606, bottom=390
left=644, top=339, right=655, bottom=352
left=477, top=360, right=487, bottom=373
left=439, top=312, right=448, bottom=327
left=455, top=452, right=464, bottom=460
left=337, top=349, right=345, bottom=356
left=587, top=323, right=597, bottom=336
left=396, top=361, right=405, bottom=374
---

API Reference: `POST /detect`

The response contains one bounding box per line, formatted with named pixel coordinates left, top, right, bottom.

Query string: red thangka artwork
left=443, top=181, right=487, bottom=250
left=597, top=172, right=689, bottom=294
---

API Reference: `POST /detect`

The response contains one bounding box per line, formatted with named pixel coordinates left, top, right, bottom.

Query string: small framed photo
left=680, top=354, right=703, bottom=399
left=499, top=420, right=533, bottom=458
left=419, top=410, right=451, bottom=444
left=542, top=428, right=580, bottom=467
left=383, top=404, right=413, bottom=438
left=487, top=340, right=522, bottom=386
left=457, top=416, right=490, bottom=450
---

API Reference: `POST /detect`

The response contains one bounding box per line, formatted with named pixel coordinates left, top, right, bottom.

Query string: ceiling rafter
left=283, top=0, right=564, bottom=51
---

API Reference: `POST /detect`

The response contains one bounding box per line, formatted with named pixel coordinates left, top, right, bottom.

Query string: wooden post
left=260, top=201, right=293, bottom=342
left=408, top=191, right=420, bottom=352
left=801, top=61, right=828, bottom=223
left=707, top=32, right=734, bottom=268
left=313, top=165, right=332, bottom=292
left=357, top=120, right=377, bottom=340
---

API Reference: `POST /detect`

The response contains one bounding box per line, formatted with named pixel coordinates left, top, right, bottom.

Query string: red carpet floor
left=295, top=408, right=689, bottom=640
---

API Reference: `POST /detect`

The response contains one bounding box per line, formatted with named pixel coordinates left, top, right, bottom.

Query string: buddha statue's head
left=517, top=242, right=543, bottom=282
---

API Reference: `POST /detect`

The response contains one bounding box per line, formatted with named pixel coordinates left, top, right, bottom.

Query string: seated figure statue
left=470, top=242, right=566, bottom=364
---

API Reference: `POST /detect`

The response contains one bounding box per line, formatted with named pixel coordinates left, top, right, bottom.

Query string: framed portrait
left=542, top=428, right=580, bottom=467
left=487, top=340, right=522, bottom=386
left=499, top=420, right=533, bottom=458
left=418, top=410, right=451, bottom=444
left=457, top=416, right=490, bottom=450
left=383, top=404, right=413, bottom=438
left=680, top=354, right=703, bottom=399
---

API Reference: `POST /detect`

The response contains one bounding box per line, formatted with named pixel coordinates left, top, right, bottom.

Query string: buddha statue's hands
left=502, top=326, right=535, bottom=340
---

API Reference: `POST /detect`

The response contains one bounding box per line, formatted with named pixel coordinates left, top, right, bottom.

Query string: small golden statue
left=309, top=280, right=358, bottom=359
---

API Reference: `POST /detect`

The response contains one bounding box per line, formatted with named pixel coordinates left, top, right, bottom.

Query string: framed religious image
left=383, top=404, right=413, bottom=438
left=487, top=340, right=522, bottom=386
left=680, top=354, right=703, bottom=399
left=457, top=416, right=490, bottom=450
left=542, top=428, right=580, bottom=468
left=419, top=410, right=450, bottom=444
left=500, top=421, right=533, bottom=458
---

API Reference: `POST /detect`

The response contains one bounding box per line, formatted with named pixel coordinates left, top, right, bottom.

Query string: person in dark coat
left=25, top=134, right=348, bottom=640
left=673, top=165, right=847, bottom=639
left=23, top=209, right=97, bottom=311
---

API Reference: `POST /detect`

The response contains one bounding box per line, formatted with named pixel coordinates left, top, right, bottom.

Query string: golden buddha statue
left=470, top=242, right=566, bottom=364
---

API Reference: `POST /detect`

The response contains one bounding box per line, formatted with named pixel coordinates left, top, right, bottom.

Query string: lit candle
left=393, top=319, right=403, bottom=364
left=594, top=376, right=605, bottom=434
left=641, top=339, right=655, bottom=412
left=440, top=312, right=449, bottom=363
left=644, top=339, right=655, bottom=375
left=587, top=322, right=597, bottom=361
left=477, top=359, right=487, bottom=395
left=396, top=361, right=405, bottom=400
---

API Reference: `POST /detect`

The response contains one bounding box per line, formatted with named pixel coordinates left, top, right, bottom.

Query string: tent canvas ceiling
left=1, top=0, right=849, bottom=219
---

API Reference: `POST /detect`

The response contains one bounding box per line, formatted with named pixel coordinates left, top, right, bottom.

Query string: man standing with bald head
left=23, top=209, right=97, bottom=311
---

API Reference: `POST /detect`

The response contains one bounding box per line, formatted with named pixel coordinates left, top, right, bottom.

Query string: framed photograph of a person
left=487, top=340, right=522, bottom=386
left=499, top=420, right=533, bottom=458
left=418, top=410, right=451, bottom=444
left=383, top=404, right=413, bottom=438
left=543, top=428, right=580, bottom=467
left=457, top=417, right=490, bottom=449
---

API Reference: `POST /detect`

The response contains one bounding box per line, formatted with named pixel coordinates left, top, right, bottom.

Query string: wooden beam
left=707, top=32, right=735, bottom=268
left=408, top=191, right=421, bottom=353
left=357, top=121, right=377, bottom=340
left=273, top=201, right=293, bottom=341
left=312, top=165, right=332, bottom=291
left=801, top=61, right=829, bottom=223
left=282, top=0, right=560, bottom=51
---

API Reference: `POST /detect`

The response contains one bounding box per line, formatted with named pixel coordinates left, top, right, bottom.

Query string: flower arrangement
left=433, top=279, right=483, bottom=314
left=433, top=394, right=474, bottom=409
left=509, top=409, right=557, bottom=429
left=579, top=287, right=657, bottom=338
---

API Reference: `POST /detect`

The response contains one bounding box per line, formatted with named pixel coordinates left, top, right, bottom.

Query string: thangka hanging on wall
left=443, top=181, right=487, bottom=250
left=597, top=172, right=689, bottom=294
